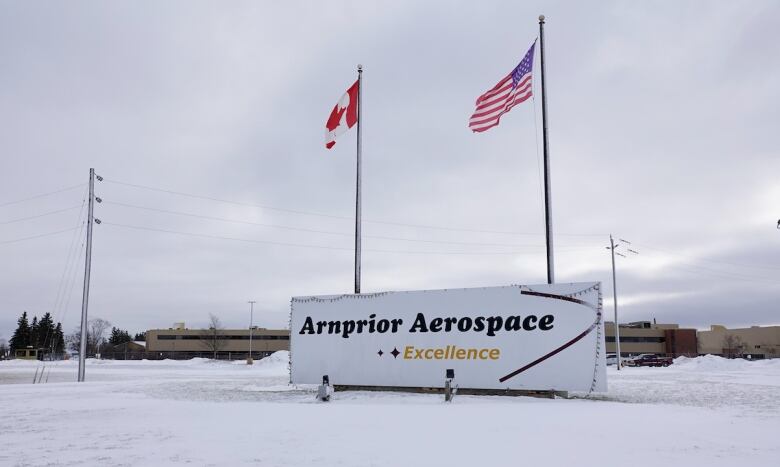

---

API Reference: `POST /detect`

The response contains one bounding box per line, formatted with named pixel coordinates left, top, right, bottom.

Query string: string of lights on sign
left=519, top=282, right=604, bottom=395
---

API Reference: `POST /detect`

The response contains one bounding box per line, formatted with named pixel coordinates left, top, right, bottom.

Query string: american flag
left=469, top=43, right=535, bottom=133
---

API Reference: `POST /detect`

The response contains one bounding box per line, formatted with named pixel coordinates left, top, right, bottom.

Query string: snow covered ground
left=1, top=353, right=778, bottom=466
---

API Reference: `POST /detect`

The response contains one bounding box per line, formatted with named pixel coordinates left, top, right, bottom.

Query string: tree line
left=9, top=311, right=65, bottom=357
left=64, top=319, right=146, bottom=356
left=7, top=311, right=146, bottom=359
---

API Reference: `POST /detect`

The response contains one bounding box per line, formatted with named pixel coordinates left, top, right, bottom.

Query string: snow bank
left=1, top=354, right=289, bottom=368
left=230, top=351, right=289, bottom=376
left=79, top=357, right=219, bottom=367
left=256, top=350, right=289, bottom=367
left=673, top=354, right=780, bottom=371
left=2, top=353, right=779, bottom=467
left=0, top=359, right=48, bottom=367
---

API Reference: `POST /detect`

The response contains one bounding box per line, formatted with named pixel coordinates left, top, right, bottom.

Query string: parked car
left=623, top=353, right=654, bottom=366
left=606, top=354, right=634, bottom=367
left=606, top=353, right=619, bottom=366
left=626, top=354, right=673, bottom=367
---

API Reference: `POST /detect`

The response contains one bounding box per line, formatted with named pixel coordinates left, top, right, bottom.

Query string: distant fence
left=99, top=350, right=277, bottom=361
left=3, top=352, right=68, bottom=361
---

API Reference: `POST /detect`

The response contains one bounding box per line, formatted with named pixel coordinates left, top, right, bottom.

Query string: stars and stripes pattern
left=469, top=43, right=536, bottom=133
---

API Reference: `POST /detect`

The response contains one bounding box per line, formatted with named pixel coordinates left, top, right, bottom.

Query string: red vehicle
left=628, top=354, right=673, bottom=367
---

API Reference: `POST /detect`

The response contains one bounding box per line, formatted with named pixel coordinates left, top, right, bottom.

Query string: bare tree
left=0, top=338, right=7, bottom=360
left=66, top=329, right=80, bottom=353
left=722, top=334, right=744, bottom=358
left=200, top=314, right=227, bottom=359
left=66, top=318, right=112, bottom=357
left=88, top=318, right=111, bottom=355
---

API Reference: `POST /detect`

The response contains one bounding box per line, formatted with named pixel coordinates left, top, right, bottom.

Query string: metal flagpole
left=354, top=64, right=363, bottom=294
left=78, top=168, right=96, bottom=382
left=538, top=15, right=555, bottom=284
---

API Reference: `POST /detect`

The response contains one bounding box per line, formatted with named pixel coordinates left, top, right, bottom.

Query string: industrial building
left=97, top=320, right=779, bottom=361
left=144, top=324, right=290, bottom=360
left=98, top=323, right=291, bottom=360
left=605, top=321, right=698, bottom=357
left=605, top=321, right=780, bottom=360
left=697, top=325, right=780, bottom=359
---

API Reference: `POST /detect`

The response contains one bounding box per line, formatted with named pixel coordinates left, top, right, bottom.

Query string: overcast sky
left=1, top=1, right=778, bottom=341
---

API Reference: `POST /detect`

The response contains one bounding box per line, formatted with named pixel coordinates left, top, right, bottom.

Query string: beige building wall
left=604, top=322, right=666, bottom=355
left=697, top=325, right=780, bottom=358
left=604, top=322, right=697, bottom=357
left=146, top=328, right=290, bottom=354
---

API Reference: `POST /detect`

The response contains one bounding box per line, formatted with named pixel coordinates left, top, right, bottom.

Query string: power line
left=101, top=221, right=592, bottom=256
left=636, top=242, right=780, bottom=273
left=664, top=257, right=779, bottom=284
left=104, top=200, right=597, bottom=249
left=662, top=260, right=779, bottom=286
left=0, top=205, right=83, bottom=225
left=103, top=178, right=356, bottom=220
left=0, top=184, right=84, bottom=208
left=607, top=242, right=778, bottom=285
left=50, top=192, right=89, bottom=323
left=0, top=226, right=81, bottom=245
left=103, top=178, right=605, bottom=237
left=99, top=178, right=779, bottom=280
left=35, top=195, right=89, bottom=382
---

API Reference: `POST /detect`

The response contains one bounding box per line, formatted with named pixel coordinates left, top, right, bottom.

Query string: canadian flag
left=325, top=80, right=359, bottom=149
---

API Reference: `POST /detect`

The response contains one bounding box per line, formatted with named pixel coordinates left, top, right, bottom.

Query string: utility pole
left=247, top=300, right=256, bottom=364
left=606, top=235, right=638, bottom=370
left=538, top=15, right=554, bottom=284
left=78, top=168, right=102, bottom=382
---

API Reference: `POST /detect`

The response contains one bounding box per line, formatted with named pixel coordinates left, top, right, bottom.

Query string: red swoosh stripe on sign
left=498, top=290, right=600, bottom=384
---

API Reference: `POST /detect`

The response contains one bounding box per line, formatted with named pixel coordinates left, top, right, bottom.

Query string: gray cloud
left=1, top=1, right=779, bottom=340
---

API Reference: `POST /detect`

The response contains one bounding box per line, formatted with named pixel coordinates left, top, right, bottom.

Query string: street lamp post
left=247, top=300, right=256, bottom=365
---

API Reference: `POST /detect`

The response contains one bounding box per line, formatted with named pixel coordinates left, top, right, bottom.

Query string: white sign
left=290, top=282, right=606, bottom=392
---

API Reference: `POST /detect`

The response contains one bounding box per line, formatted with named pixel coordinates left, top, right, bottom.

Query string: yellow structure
left=14, top=347, right=39, bottom=360
left=697, top=325, right=780, bottom=359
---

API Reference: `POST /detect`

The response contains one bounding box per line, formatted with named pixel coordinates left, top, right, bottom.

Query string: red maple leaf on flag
left=325, top=80, right=359, bottom=149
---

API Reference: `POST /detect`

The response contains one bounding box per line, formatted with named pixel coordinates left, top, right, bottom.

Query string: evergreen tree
left=53, top=323, right=65, bottom=354
left=9, top=311, right=31, bottom=352
left=108, top=327, right=132, bottom=345
left=133, top=332, right=146, bottom=342
left=30, top=316, right=39, bottom=348
left=37, top=312, right=56, bottom=350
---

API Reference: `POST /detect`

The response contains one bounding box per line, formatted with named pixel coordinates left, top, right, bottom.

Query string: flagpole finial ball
left=358, top=64, right=363, bottom=71
left=539, top=14, right=545, bottom=22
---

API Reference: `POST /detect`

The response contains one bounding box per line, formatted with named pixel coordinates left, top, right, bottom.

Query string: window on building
left=156, top=333, right=290, bottom=341
left=605, top=336, right=665, bottom=343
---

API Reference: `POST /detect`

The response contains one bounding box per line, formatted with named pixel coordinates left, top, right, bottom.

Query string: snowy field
left=1, top=353, right=778, bottom=467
